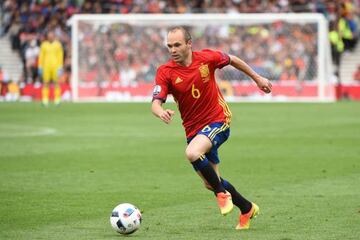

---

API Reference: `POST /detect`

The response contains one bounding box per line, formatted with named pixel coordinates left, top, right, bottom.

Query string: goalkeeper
left=38, top=31, right=64, bottom=106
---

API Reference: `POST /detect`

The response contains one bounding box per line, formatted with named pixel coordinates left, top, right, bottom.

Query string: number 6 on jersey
left=191, top=84, right=201, bottom=99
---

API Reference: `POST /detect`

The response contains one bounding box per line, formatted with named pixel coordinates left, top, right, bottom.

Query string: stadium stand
left=0, top=0, right=359, bottom=100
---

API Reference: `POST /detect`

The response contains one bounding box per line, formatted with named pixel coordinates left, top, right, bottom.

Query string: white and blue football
left=110, top=203, right=142, bottom=235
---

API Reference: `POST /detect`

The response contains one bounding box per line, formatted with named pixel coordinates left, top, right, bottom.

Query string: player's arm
left=57, top=42, right=64, bottom=68
left=229, top=55, right=272, bottom=94
left=151, top=99, right=175, bottom=124
left=56, top=42, right=64, bottom=77
left=152, top=66, right=174, bottom=124
left=38, top=43, right=45, bottom=74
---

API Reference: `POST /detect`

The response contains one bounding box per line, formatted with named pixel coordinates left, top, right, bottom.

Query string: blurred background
left=0, top=0, right=359, bottom=102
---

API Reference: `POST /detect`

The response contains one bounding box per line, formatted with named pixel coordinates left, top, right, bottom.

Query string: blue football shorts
left=187, top=122, right=230, bottom=171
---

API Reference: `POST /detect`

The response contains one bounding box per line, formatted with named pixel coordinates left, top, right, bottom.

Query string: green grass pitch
left=0, top=102, right=359, bottom=240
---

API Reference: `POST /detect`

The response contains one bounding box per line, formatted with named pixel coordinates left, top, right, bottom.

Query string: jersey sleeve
left=152, top=66, right=169, bottom=103
left=56, top=41, right=64, bottom=68
left=38, top=42, right=45, bottom=69
left=203, top=49, right=230, bottom=69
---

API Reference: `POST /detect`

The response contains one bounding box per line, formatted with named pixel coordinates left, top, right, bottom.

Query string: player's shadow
left=102, top=234, right=134, bottom=238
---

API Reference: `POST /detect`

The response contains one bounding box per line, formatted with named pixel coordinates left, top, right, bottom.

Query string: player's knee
left=185, top=148, right=202, bottom=162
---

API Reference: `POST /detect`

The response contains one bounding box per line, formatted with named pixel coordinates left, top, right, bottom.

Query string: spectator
left=119, top=62, right=136, bottom=87
left=24, top=39, right=40, bottom=84
left=353, top=65, right=360, bottom=81
left=0, top=65, right=10, bottom=97
left=6, top=80, right=20, bottom=101
left=338, top=3, right=358, bottom=52
left=329, top=20, right=344, bottom=77
left=8, top=17, right=22, bottom=51
left=0, top=0, right=16, bottom=37
left=279, top=66, right=298, bottom=81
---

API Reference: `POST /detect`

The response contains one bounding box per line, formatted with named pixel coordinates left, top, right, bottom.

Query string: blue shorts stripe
left=209, top=123, right=229, bottom=141
left=208, top=127, right=219, bottom=140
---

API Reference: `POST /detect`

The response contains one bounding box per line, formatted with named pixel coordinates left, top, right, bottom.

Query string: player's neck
left=179, top=52, right=193, bottom=67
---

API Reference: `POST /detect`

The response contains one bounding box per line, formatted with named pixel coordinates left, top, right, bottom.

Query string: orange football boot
left=216, top=191, right=233, bottom=215
left=235, top=202, right=259, bottom=230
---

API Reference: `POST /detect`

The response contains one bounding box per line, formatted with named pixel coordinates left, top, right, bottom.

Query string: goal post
left=68, top=13, right=335, bottom=102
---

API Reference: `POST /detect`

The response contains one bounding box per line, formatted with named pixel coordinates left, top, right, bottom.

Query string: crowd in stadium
left=77, top=21, right=317, bottom=88
left=0, top=0, right=359, bottom=98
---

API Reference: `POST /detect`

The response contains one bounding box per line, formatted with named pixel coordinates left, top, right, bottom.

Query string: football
left=110, top=203, right=142, bottom=235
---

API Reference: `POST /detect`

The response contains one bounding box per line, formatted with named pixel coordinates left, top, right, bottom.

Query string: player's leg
left=186, top=124, right=233, bottom=215
left=200, top=122, right=259, bottom=227
left=204, top=154, right=259, bottom=229
left=196, top=161, right=220, bottom=191
left=220, top=173, right=260, bottom=230
left=203, top=123, right=252, bottom=212
left=185, top=134, right=225, bottom=194
left=52, top=67, right=61, bottom=105
left=201, top=152, right=252, bottom=215
left=41, top=68, right=51, bottom=106
left=219, top=177, right=252, bottom=214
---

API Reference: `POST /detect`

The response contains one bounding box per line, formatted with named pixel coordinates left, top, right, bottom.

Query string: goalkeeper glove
left=57, top=68, right=63, bottom=77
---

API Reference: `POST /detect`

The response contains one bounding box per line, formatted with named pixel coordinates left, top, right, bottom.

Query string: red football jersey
left=153, top=49, right=232, bottom=138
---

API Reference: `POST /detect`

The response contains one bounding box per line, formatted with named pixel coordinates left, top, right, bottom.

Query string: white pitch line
left=0, top=126, right=58, bottom=138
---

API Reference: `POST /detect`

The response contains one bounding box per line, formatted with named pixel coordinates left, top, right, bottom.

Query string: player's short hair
left=168, top=26, right=192, bottom=43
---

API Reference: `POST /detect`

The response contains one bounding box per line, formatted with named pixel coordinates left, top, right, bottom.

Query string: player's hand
left=57, top=68, right=63, bottom=77
left=159, top=109, right=175, bottom=124
left=255, top=76, right=272, bottom=94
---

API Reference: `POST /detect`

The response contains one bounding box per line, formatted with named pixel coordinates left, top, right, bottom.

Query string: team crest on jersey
left=199, top=64, right=210, bottom=83
left=153, top=85, right=161, bottom=96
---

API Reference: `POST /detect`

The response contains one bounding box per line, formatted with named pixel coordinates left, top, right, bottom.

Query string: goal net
left=68, top=14, right=335, bottom=102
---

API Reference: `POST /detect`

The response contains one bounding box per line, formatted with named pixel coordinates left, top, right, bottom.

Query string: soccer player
left=151, top=27, right=272, bottom=230
left=38, top=31, right=64, bottom=106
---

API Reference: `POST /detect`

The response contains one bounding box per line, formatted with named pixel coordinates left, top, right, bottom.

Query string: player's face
left=167, top=30, right=191, bottom=65
left=47, top=32, right=55, bottom=42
